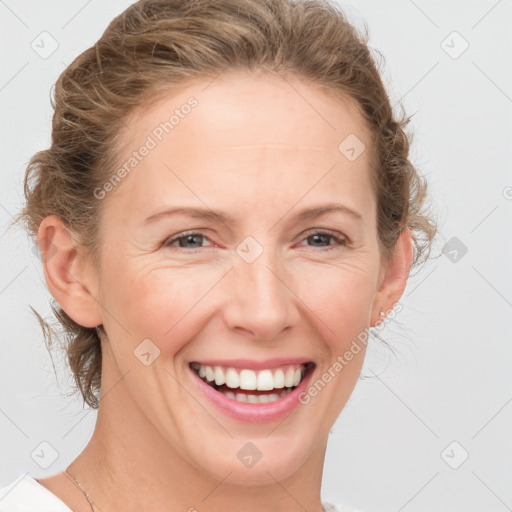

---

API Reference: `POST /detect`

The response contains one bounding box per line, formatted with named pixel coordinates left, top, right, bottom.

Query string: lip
left=189, top=357, right=312, bottom=370
left=189, top=361, right=315, bottom=423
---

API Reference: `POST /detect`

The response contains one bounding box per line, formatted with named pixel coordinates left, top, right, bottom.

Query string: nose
left=221, top=246, right=300, bottom=342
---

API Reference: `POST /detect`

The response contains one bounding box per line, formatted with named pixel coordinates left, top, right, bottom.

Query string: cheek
left=103, top=260, right=223, bottom=347
left=294, top=262, right=377, bottom=343
left=100, top=243, right=379, bottom=355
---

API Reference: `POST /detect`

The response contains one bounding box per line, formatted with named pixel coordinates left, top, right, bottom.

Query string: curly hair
left=16, top=0, right=438, bottom=409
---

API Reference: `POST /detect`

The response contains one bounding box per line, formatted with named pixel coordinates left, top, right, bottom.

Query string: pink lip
left=190, top=363, right=315, bottom=423
left=189, top=357, right=312, bottom=370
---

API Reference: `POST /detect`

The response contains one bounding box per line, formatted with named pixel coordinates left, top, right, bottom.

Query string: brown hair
left=16, top=0, right=438, bottom=409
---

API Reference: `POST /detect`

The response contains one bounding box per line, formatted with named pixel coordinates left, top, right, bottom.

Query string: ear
left=37, top=215, right=103, bottom=328
left=370, top=228, right=413, bottom=327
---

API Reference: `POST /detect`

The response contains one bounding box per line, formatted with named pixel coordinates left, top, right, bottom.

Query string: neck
left=69, top=365, right=327, bottom=512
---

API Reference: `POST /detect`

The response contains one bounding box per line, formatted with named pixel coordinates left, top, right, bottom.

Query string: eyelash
left=163, top=229, right=348, bottom=252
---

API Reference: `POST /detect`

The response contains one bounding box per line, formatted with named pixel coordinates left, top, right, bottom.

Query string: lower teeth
left=221, top=388, right=294, bottom=403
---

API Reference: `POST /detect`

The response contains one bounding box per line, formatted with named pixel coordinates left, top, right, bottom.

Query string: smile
left=191, top=362, right=308, bottom=401
left=189, top=360, right=315, bottom=422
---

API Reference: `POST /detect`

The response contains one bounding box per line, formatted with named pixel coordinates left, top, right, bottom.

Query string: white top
left=0, top=474, right=364, bottom=512
left=0, top=475, right=71, bottom=511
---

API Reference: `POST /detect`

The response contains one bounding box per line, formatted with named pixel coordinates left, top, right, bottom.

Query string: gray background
left=1, top=1, right=511, bottom=511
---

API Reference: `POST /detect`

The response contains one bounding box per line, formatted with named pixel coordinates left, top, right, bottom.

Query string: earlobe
left=371, top=228, right=413, bottom=327
left=37, top=215, right=103, bottom=328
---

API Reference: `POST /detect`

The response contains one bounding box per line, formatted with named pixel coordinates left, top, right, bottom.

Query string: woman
left=1, top=0, right=436, bottom=510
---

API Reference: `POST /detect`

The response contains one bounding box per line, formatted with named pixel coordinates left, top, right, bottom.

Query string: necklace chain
left=64, top=467, right=328, bottom=512
left=65, top=468, right=95, bottom=512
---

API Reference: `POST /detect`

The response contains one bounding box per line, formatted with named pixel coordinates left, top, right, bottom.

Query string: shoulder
left=322, top=501, right=368, bottom=512
left=0, top=474, right=71, bottom=511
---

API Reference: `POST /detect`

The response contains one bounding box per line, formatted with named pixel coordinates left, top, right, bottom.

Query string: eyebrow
left=144, top=203, right=363, bottom=225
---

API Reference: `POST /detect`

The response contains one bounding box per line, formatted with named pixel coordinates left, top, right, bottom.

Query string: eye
left=163, top=229, right=348, bottom=252
left=298, top=229, right=348, bottom=251
left=163, top=231, right=213, bottom=250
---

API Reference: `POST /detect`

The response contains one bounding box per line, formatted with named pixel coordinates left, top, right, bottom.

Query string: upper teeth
left=191, top=363, right=307, bottom=391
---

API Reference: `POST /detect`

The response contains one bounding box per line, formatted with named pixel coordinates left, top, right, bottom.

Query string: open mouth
left=189, top=361, right=315, bottom=404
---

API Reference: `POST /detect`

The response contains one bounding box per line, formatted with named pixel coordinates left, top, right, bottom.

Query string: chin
left=185, top=428, right=319, bottom=486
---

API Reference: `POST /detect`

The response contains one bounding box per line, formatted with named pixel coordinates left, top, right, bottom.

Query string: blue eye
left=164, top=231, right=211, bottom=250
left=163, top=229, right=348, bottom=251
left=300, top=230, right=348, bottom=251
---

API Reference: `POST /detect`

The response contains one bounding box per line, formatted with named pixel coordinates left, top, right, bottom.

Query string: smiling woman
left=3, top=0, right=437, bottom=511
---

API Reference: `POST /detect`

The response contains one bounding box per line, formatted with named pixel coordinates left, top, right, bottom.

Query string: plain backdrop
left=1, top=1, right=511, bottom=511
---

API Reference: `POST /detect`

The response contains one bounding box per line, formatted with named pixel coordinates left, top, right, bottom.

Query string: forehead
left=109, top=71, right=374, bottom=216
left=120, top=69, right=371, bottom=152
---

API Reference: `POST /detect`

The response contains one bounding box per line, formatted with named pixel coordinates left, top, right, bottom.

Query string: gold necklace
left=65, top=468, right=95, bottom=512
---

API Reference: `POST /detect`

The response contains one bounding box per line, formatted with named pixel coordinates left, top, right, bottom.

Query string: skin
left=35, top=70, right=413, bottom=512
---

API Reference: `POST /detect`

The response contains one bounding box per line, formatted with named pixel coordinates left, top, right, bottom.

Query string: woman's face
left=86, top=71, right=391, bottom=483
